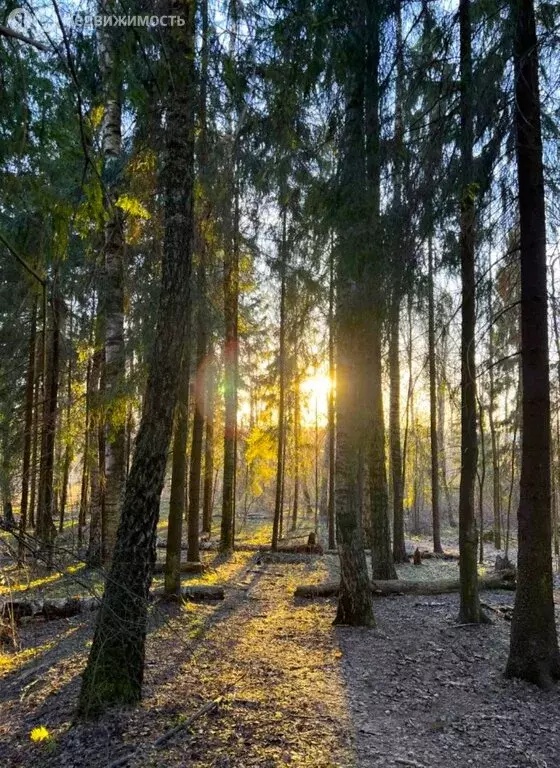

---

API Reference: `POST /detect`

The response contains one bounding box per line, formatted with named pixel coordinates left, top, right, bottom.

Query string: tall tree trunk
left=458, top=0, right=483, bottom=623
left=505, top=382, right=519, bottom=561
left=487, top=275, right=501, bottom=548
left=58, top=414, right=72, bottom=532
left=506, top=0, right=560, bottom=687
left=86, top=346, right=104, bottom=568
left=78, top=0, right=196, bottom=714
left=550, top=264, right=560, bottom=568
left=402, top=293, right=414, bottom=531
left=59, top=309, right=73, bottom=533
left=99, top=3, right=126, bottom=569
left=291, top=370, right=300, bottom=531
left=428, top=236, right=442, bottom=553
left=36, top=292, right=65, bottom=566
left=327, top=243, right=336, bottom=550
left=390, top=0, right=406, bottom=564
left=365, top=0, right=396, bottom=580
left=28, top=336, right=40, bottom=529
left=198, top=0, right=213, bottom=542
left=78, top=353, right=92, bottom=550
left=369, top=322, right=395, bottom=579
left=165, top=352, right=191, bottom=595
left=437, top=328, right=455, bottom=527
left=552, top=412, right=560, bottom=571
left=187, top=264, right=207, bottom=563
left=272, top=206, right=288, bottom=551
left=221, top=186, right=239, bottom=552
left=314, top=381, right=319, bottom=533
left=18, top=297, right=37, bottom=562
left=390, top=295, right=406, bottom=562
left=477, top=396, right=486, bottom=563
left=202, top=352, right=215, bottom=536
left=334, top=2, right=375, bottom=626
left=335, top=303, right=375, bottom=625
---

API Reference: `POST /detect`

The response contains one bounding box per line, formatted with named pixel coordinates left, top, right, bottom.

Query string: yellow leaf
left=90, top=105, right=104, bottom=129
left=115, top=194, right=151, bottom=220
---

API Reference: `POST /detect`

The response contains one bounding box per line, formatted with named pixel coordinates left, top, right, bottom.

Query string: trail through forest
left=1, top=541, right=559, bottom=767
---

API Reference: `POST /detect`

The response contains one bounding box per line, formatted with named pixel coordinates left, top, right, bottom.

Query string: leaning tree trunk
left=99, top=3, right=126, bottom=569
left=428, top=235, right=443, bottom=553
left=458, top=0, right=483, bottom=623
left=78, top=0, right=196, bottom=715
left=505, top=0, right=560, bottom=687
left=18, top=297, right=37, bottom=563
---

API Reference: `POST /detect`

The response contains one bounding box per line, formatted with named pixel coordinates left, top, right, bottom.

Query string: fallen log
left=0, top=596, right=99, bottom=621
left=155, top=585, right=225, bottom=602
left=294, top=571, right=516, bottom=599
left=2, top=584, right=225, bottom=622
left=418, top=550, right=460, bottom=561
left=181, top=585, right=224, bottom=601
left=324, top=548, right=460, bottom=561
left=152, top=561, right=206, bottom=574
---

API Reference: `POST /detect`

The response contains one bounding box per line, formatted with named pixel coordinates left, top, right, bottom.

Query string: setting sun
left=300, top=371, right=332, bottom=426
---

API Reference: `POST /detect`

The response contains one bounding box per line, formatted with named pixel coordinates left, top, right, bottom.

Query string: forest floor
left=1, top=524, right=560, bottom=767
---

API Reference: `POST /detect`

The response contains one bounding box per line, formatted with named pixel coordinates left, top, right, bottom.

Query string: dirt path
left=1, top=554, right=356, bottom=767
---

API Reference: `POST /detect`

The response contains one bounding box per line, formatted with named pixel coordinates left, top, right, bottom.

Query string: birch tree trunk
left=99, top=1, right=126, bottom=569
